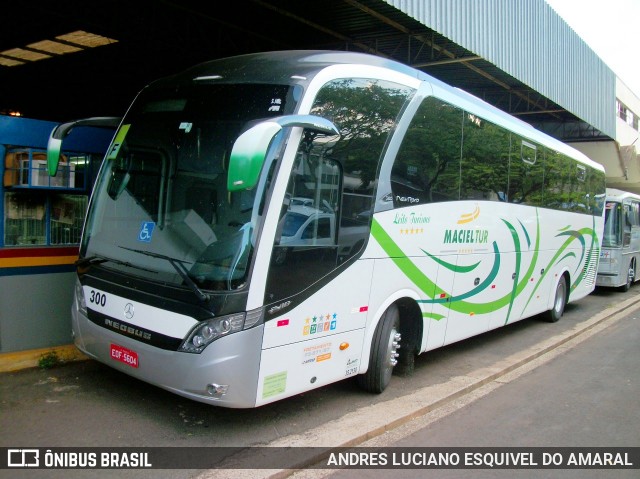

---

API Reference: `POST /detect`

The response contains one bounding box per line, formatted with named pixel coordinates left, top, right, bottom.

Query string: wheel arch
left=543, top=269, right=570, bottom=323
left=547, top=267, right=571, bottom=311
left=628, top=256, right=637, bottom=284
left=359, top=289, right=423, bottom=375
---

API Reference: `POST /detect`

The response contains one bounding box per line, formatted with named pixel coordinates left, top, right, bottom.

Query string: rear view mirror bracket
left=227, top=114, right=339, bottom=192
left=47, top=116, right=121, bottom=176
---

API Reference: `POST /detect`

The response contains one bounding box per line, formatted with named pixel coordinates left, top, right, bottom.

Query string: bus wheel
left=357, top=304, right=401, bottom=393
left=545, top=276, right=567, bottom=323
left=620, top=260, right=635, bottom=292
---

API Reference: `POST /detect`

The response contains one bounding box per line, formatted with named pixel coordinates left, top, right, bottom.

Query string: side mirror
left=47, top=116, right=121, bottom=176
left=227, top=115, right=339, bottom=192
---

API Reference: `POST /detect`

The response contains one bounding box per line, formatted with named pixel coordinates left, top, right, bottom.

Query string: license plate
left=110, top=343, right=139, bottom=368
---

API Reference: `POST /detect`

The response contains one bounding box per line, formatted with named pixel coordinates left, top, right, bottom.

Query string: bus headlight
left=180, top=313, right=245, bottom=353
left=75, top=279, right=87, bottom=316
left=178, top=307, right=262, bottom=353
left=179, top=308, right=264, bottom=353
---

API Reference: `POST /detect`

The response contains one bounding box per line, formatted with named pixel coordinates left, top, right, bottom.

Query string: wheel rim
left=554, top=280, right=566, bottom=314
left=383, top=328, right=401, bottom=384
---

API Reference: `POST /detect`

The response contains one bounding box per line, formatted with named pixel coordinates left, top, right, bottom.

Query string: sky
left=544, top=0, right=640, bottom=98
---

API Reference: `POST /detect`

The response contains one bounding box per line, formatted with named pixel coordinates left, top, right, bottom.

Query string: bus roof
left=148, top=50, right=603, bottom=173
left=605, top=188, right=640, bottom=202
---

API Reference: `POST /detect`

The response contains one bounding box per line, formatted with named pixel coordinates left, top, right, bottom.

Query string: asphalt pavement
left=302, top=299, right=640, bottom=479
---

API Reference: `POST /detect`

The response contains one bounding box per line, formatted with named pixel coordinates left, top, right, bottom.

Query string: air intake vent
left=583, top=247, right=599, bottom=286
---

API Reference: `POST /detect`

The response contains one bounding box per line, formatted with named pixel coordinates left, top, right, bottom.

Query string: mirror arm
left=47, top=116, right=121, bottom=176
left=227, top=114, right=340, bottom=192
left=274, top=115, right=340, bottom=137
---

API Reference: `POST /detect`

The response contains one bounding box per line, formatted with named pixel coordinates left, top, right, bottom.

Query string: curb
left=0, top=344, right=87, bottom=373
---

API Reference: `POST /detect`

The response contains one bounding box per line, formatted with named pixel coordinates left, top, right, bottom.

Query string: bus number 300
left=89, top=290, right=107, bottom=307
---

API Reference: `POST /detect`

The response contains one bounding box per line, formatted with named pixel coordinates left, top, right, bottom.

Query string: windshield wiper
left=75, top=255, right=109, bottom=267
left=75, top=254, right=157, bottom=273
left=119, top=247, right=210, bottom=302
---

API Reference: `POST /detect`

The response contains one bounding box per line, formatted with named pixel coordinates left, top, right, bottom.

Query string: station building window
left=2, top=147, right=97, bottom=247
left=3, top=191, right=88, bottom=246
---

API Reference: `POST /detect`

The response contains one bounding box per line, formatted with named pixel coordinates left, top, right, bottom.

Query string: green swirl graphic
left=372, top=209, right=599, bottom=325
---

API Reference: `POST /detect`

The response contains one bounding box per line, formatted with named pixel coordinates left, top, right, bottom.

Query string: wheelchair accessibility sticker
left=138, top=222, right=155, bottom=243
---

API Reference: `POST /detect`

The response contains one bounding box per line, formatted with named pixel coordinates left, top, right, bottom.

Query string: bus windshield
left=82, top=82, right=298, bottom=292
left=602, top=201, right=622, bottom=247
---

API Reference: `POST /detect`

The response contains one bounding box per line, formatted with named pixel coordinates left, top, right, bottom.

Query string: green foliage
left=38, top=351, right=62, bottom=370
left=311, top=78, right=414, bottom=191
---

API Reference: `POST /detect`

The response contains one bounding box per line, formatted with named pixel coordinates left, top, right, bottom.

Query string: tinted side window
left=544, top=149, right=570, bottom=210
left=623, top=203, right=632, bottom=246
left=508, top=138, right=544, bottom=206
left=544, top=149, right=596, bottom=214
left=460, top=114, right=510, bottom=202
left=265, top=78, right=414, bottom=304
left=392, top=97, right=463, bottom=206
left=586, top=167, right=606, bottom=216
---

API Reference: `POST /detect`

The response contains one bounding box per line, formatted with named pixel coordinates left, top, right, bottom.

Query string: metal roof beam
left=342, top=0, right=560, bottom=119
left=251, top=0, right=387, bottom=56
left=412, top=55, right=482, bottom=67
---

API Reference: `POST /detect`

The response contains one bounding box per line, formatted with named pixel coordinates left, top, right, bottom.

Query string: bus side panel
left=261, top=260, right=374, bottom=350
left=255, top=260, right=374, bottom=405
left=255, top=329, right=365, bottom=407
left=431, top=203, right=542, bottom=343
left=448, top=250, right=504, bottom=339
left=363, top=208, right=445, bottom=355
left=365, top=203, right=602, bottom=354
left=533, top=209, right=601, bottom=306
left=597, top=226, right=637, bottom=288
left=364, top=256, right=442, bottom=356
left=487, top=249, right=545, bottom=330
left=597, top=245, right=631, bottom=288
left=501, top=208, right=552, bottom=324
left=630, top=223, right=640, bottom=285
left=484, top=205, right=552, bottom=330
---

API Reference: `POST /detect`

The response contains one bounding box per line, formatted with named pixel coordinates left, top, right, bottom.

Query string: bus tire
left=619, top=260, right=635, bottom=292
left=545, top=275, right=567, bottom=323
left=357, top=304, right=401, bottom=393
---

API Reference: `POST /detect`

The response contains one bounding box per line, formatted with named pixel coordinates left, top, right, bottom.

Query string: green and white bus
left=597, top=188, right=640, bottom=291
left=48, top=51, right=606, bottom=408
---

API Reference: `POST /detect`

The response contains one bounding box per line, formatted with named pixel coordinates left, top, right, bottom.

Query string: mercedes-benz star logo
left=124, top=303, right=135, bottom=320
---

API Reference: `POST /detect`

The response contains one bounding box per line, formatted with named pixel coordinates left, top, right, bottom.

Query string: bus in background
left=47, top=51, right=606, bottom=408
left=0, top=115, right=113, bottom=353
left=597, top=188, right=640, bottom=291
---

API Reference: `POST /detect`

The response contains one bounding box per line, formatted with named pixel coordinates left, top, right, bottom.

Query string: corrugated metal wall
left=385, top=0, right=616, bottom=138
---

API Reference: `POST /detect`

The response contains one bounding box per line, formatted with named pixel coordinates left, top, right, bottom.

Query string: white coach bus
left=47, top=51, right=605, bottom=408
left=596, top=188, right=640, bottom=291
